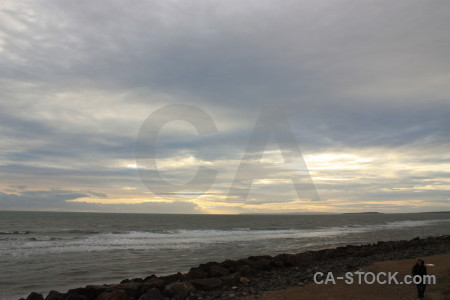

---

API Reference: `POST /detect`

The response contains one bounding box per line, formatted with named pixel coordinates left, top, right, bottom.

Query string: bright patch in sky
left=0, top=0, right=449, bottom=213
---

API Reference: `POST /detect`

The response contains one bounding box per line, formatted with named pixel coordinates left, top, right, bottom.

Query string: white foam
left=1, top=219, right=448, bottom=257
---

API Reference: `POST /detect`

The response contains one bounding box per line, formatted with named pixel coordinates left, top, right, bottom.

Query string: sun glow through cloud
left=0, top=0, right=449, bottom=213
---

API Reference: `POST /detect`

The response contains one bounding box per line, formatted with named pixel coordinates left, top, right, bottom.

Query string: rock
left=95, top=289, right=131, bottom=300
left=64, top=294, right=87, bottom=300
left=140, top=278, right=165, bottom=291
left=337, top=245, right=359, bottom=257
left=66, top=287, right=97, bottom=300
left=45, top=291, right=64, bottom=300
left=219, top=260, right=240, bottom=273
left=143, top=275, right=156, bottom=282
left=186, top=267, right=208, bottom=279
left=198, top=261, right=218, bottom=273
left=220, top=273, right=239, bottom=286
left=112, top=283, right=143, bottom=299
left=137, top=288, right=163, bottom=300
left=84, top=286, right=108, bottom=297
left=237, top=264, right=254, bottom=276
left=356, top=246, right=376, bottom=257
left=159, top=272, right=182, bottom=286
left=323, top=249, right=341, bottom=259
left=120, top=278, right=144, bottom=284
left=249, top=257, right=272, bottom=270
left=190, top=278, right=223, bottom=291
left=274, top=254, right=303, bottom=266
left=209, top=265, right=229, bottom=277
left=239, top=277, right=250, bottom=285
left=282, top=254, right=302, bottom=266
left=394, top=240, right=412, bottom=250
left=272, top=260, right=284, bottom=267
left=304, top=252, right=319, bottom=264
left=164, top=281, right=195, bottom=299
left=109, top=282, right=143, bottom=297
left=26, top=292, right=44, bottom=300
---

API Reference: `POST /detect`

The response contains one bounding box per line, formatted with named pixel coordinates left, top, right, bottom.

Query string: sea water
left=0, top=211, right=449, bottom=299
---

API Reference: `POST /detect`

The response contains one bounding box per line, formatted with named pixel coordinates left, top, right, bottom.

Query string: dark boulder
left=137, top=288, right=163, bottom=300
left=65, top=287, right=97, bottom=300
left=272, top=259, right=284, bottom=267
left=185, top=267, right=208, bottom=280
left=248, top=256, right=272, bottom=270
left=356, top=246, right=376, bottom=257
left=159, top=272, right=182, bottom=286
left=26, top=292, right=44, bottom=300
left=140, top=279, right=166, bottom=293
left=143, top=275, right=156, bottom=282
left=95, top=289, right=131, bottom=300
left=209, top=265, right=229, bottom=277
left=274, top=253, right=310, bottom=266
left=394, top=240, right=411, bottom=250
left=219, top=260, right=240, bottom=273
left=220, top=273, right=240, bottom=286
left=190, top=278, right=223, bottom=291
left=237, top=264, right=255, bottom=276
left=112, top=283, right=143, bottom=299
left=119, top=278, right=143, bottom=284
left=196, top=261, right=218, bottom=276
left=64, top=294, right=87, bottom=300
left=164, top=281, right=195, bottom=299
left=84, top=286, right=108, bottom=297
left=45, top=291, right=64, bottom=300
left=376, top=241, right=394, bottom=251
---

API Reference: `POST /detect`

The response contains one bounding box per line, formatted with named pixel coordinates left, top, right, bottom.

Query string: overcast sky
left=0, top=0, right=449, bottom=213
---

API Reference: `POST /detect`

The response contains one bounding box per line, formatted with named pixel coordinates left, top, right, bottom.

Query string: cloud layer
left=0, top=0, right=449, bottom=213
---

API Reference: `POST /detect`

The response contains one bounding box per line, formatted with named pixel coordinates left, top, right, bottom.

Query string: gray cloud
left=0, top=189, right=202, bottom=213
left=0, top=0, right=449, bottom=212
left=0, top=189, right=100, bottom=209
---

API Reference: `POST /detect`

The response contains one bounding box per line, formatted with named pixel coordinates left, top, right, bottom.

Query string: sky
left=0, top=0, right=449, bottom=214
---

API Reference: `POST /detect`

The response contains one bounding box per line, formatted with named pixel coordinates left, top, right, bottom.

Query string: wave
left=27, top=237, right=65, bottom=241
left=0, top=231, right=30, bottom=235
left=0, top=229, right=101, bottom=236
left=1, top=219, right=448, bottom=257
left=60, top=230, right=102, bottom=234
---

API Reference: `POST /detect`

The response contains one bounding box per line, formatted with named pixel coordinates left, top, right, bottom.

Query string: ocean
left=0, top=211, right=449, bottom=299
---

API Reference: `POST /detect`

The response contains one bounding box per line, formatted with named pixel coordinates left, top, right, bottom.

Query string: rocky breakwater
left=21, top=235, right=450, bottom=300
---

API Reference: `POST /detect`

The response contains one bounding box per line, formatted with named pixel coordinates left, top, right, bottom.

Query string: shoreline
left=21, top=235, right=450, bottom=300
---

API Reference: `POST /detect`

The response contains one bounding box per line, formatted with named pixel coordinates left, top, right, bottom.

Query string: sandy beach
left=244, top=252, right=450, bottom=300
